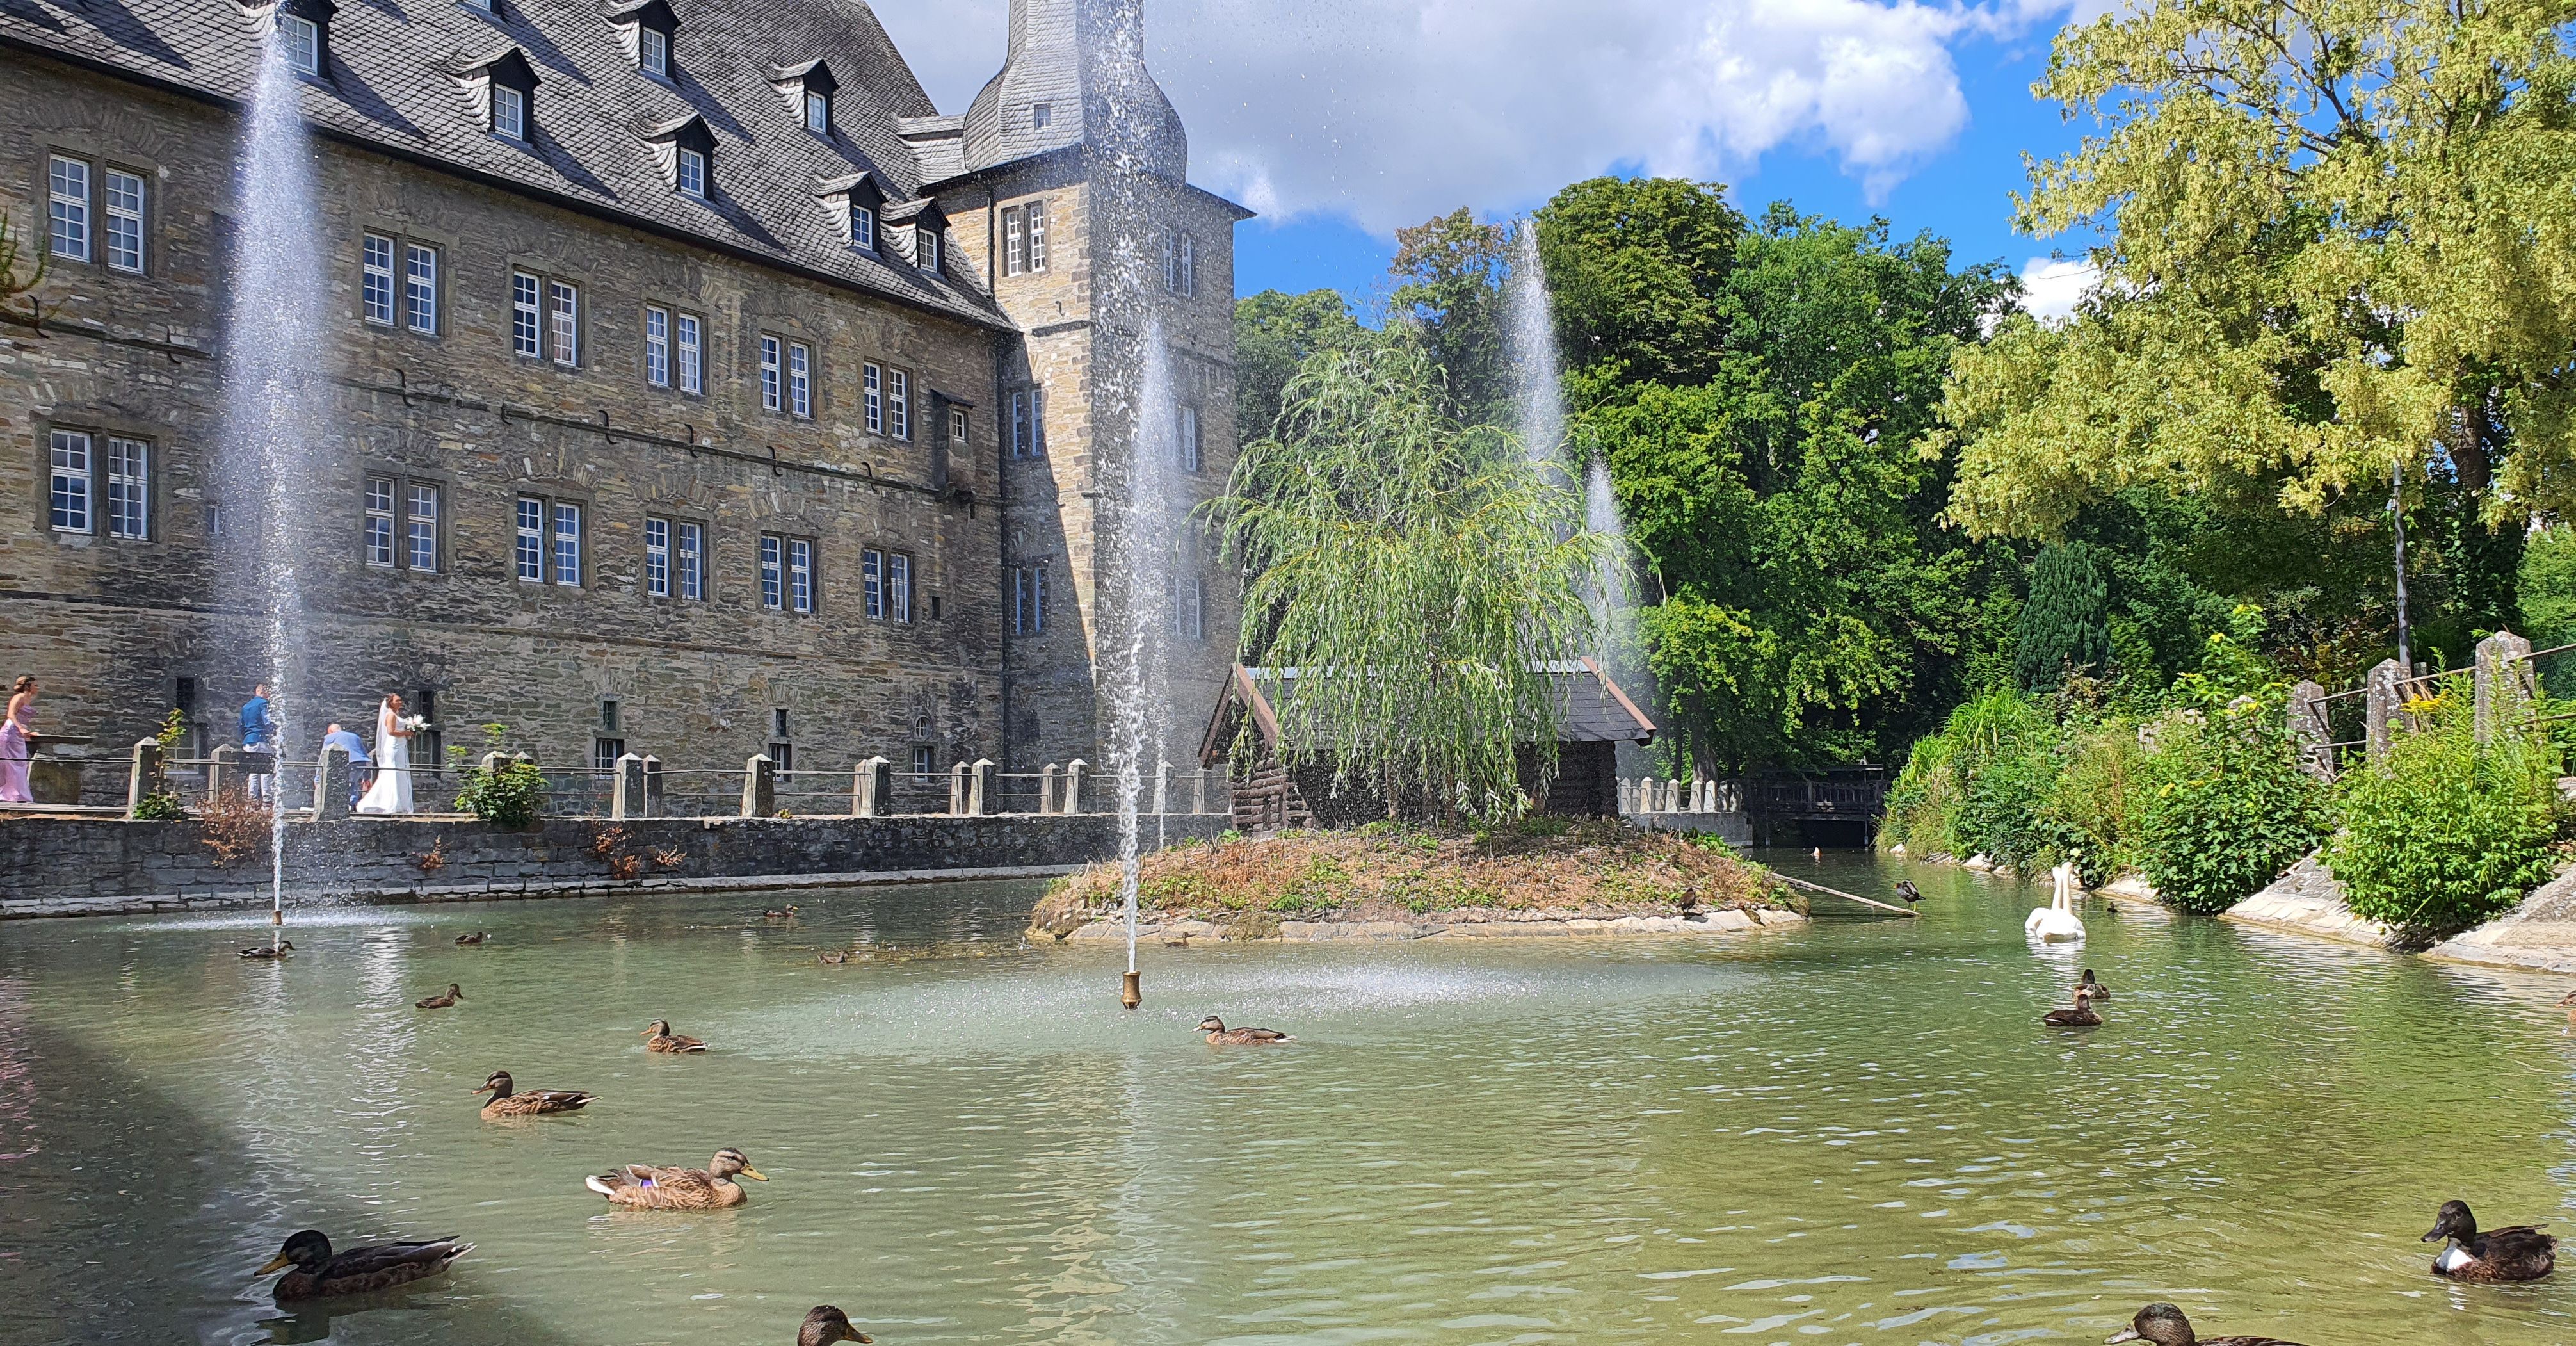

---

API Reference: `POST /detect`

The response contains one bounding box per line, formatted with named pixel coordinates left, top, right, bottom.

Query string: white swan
left=2025, top=859, right=2087, bottom=943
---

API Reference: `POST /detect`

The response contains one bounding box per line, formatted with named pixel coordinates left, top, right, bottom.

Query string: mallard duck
left=472, top=1070, right=593, bottom=1120
left=641, top=1018, right=707, bottom=1053
left=800, top=1306, right=874, bottom=1345
left=415, top=983, right=463, bottom=1009
left=2042, top=988, right=2101, bottom=1028
left=584, top=1147, right=766, bottom=1209
left=818, top=950, right=851, bottom=965
left=2424, top=1198, right=2557, bottom=1281
left=1893, top=880, right=1921, bottom=906
left=1197, top=1016, right=1291, bottom=1045
left=256, top=1229, right=471, bottom=1300
left=455, top=932, right=488, bottom=946
left=239, top=940, right=294, bottom=959
left=2078, top=968, right=2114, bottom=1002
left=2106, top=1302, right=2306, bottom=1345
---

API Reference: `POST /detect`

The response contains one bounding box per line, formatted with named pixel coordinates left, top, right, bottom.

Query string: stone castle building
left=0, top=0, right=1245, bottom=799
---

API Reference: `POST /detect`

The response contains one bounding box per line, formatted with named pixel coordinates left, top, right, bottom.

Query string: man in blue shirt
left=321, top=722, right=371, bottom=810
left=240, top=684, right=278, bottom=802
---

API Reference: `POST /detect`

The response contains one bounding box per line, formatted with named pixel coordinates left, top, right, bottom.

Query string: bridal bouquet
left=396, top=714, right=431, bottom=734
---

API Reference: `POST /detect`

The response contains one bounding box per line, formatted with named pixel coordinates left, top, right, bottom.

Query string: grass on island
left=1030, top=816, right=1793, bottom=939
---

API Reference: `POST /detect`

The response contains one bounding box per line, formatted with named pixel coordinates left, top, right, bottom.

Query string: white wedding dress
left=355, top=701, right=414, bottom=815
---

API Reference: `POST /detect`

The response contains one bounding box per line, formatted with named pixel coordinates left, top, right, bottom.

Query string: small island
left=1029, top=818, right=1808, bottom=942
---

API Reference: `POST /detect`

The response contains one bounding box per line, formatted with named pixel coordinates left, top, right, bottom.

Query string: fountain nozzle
left=1120, top=970, right=1143, bottom=1010
left=270, top=909, right=283, bottom=927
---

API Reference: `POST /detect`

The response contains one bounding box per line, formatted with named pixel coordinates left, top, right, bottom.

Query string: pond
left=4, top=854, right=2574, bottom=1345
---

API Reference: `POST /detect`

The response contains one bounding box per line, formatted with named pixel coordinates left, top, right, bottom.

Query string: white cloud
left=876, top=0, right=2086, bottom=232
left=2016, top=256, right=2099, bottom=323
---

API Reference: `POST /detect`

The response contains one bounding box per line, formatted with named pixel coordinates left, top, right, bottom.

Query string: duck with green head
left=255, top=1229, right=470, bottom=1299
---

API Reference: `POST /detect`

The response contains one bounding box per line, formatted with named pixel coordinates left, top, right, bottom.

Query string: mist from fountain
left=219, top=37, right=332, bottom=927
left=1102, top=318, right=1183, bottom=986
left=1508, top=222, right=1565, bottom=474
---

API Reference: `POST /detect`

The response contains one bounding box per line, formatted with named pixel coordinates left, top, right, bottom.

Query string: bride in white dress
left=355, top=692, right=416, bottom=815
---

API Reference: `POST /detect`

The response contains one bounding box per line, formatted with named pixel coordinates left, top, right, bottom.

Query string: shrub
left=2016, top=542, right=2112, bottom=692
left=451, top=724, right=547, bottom=829
left=2029, top=718, right=2144, bottom=885
left=2327, top=688, right=2563, bottom=935
left=2130, top=703, right=2328, bottom=913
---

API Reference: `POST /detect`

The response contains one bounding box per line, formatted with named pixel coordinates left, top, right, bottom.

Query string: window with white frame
left=851, top=203, right=875, bottom=251
left=787, top=341, right=811, bottom=418
left=676, top=312, right=703, bottom=394
left=1031, top=101, right=1052, bottom=129
left=890, top=369, right=910, bottom=440
left=805, top=89, right=830, bottom=133
left=760, top=336, right=783, bottom=412
left=492, top=83, right=527, bottom=141
left=551, top=501, right=582, bottom=585
left=1027, top=199, right=1049, bottom=271
left=1179, top=232, right=1197, bottom=298
left=862, top=548, right=884, bottom=620
left=514, top=496, right=544, bottom=580
left=645, top=516, right=671, bottom=597
left=917, top=225, right=940, bottom=273
left=950, top=405, right=970, bottom=449
left=677, top=145, right=706, bottom=200
left=362, top=234, right=396, bottom=324
left=549, top=280, right=578, bottom=364
left=887, top=551, right=912, bottom=624
left=1164, top=228, right=1197, bottom=296
left=511, top=272, right=542, bottom=357
left=47, top=155, right=89, bottom=263
left=104, top=169, right=144, bottom=273
left=280, top=13, right=320, bottom=75
left=759, top=534, right=783, bottom=610
left=912, top=745, right=935, bottom=778
left=645, top=307, right=670, bottom=387
left=105, top=435, right=149, bottom=540
left=862, top=362, right=881, bottom=433
left=365, top=476, right=397, bottom=565
left=640, top=24, right=668, bottom=77
left=1003, top=205, right=1026, bottom=277
left=404, top=242, right=439, bottom=333
left=407, top=482, right=439, bottom=571
left=1173, top=571, right=1205, bottom=640
left=1010, top=388, right=1046, bottom=459
left=677, top=519, right=704, bottom=599
left=1177, top=403, right=1202, bottom=473
left=788, top=537, right=814, bottom=613
left=49, top=430, right=92, bottom=535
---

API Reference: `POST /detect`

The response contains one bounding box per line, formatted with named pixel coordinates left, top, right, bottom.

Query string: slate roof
left=0, top=0, right=1012, bottom=330
left=1198, top=661, right=1657, bottom=766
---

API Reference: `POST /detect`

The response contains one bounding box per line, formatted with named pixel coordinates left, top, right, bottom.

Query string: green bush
left=2130, top=703, right=2328, bottom=913
left=2016, top=542, right=2112, bottom=692
left=2030, top=718, right=2143, bottom=885
left=451, top=724, right=547, bottom=829
left=2327, top=688, right=2563, bottom=935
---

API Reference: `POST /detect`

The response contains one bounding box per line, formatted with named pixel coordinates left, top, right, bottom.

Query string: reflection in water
left=4, top=865, right=2576, bottom=1344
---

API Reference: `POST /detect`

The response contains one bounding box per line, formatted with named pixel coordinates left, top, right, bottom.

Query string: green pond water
left=6, top=853, right=2576, bottom=1346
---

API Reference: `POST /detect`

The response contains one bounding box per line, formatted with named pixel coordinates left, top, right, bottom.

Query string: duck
left=2424, top=1198, right=2557, bottom=1281
left=255, top=1229, right=471, bottom=1300
left=817, top=950, right=851, bottom=965
left=1892, top=879, right=1921, bottom=906
left=472, top=1070, right=594, bottom=1120
left=2042, top=988, right=2102, bottom=1028
left=2559, top=988, right=2576, bottom=1035
left=415, top=983, right=463, bottom=1009
left=239, top=940, right=294, bottom=959
left=762, top=905, right=801, bottom=920
left=2105, top=1302, right=2307, bottom=1345
left=1163, top=933, right=1191, bottom=948
left=800, top=1306, right=875, bottom=1345
left=584, top=1147, right=766, bottom=1209
left=2078, top=968, right=2114, bottom=1002
left=1197, top=1016, right=1291, bottom=1045
left=642, top=1018, right=707, bottom=1053
left=455, top=932, right=488, bottom=946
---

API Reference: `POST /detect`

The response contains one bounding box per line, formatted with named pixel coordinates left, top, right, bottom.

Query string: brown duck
left=2078, top=968, right=2113, bottom=1002
left=641, top=1018, right=707, bottom=1053
left=584, top=1147, right=766, bottom=1209
left=2426, top=1198, right=2557, bottom=1281
left=455, top=931, right=488, bottom=946
left=2106, top=1302, right=2306, bottom=1345
left=818, top=950, right=851, bottom=965
left=800, top=1306, right=874, bottom=1345
left=415, top=983, right=463, bottom=1009
left=1197, top=1016, right=1291, bottom=1045
left=256, top=1229, right=471, bottom=1300
left=472, top=1070, right=594, bottom=1120
left=239, top=941, right=294, bottom=959
left=2043, top=988, right=2101, bottom=1028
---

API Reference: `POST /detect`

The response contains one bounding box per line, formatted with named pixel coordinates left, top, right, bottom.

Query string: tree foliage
left=2327, top=681, right=2563, bottom=934
left=1389, top=208, right=1513, bottom=423
left=1234, top=288, right=1375, bottom=446
left=1205, top=346, right=1603, bottom=823
left=2016, top=543, right=2113, bottom=691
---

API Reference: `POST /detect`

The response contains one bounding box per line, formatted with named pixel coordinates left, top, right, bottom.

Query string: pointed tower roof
left=960, top=0, right=1186, bottom=180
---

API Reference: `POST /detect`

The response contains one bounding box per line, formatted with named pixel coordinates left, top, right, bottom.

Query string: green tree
left=1234, top=288, right=1374, bottom=445
left=1534, top=177, right=1745, bottom=386
left=2015, top=543, right=2113, bottom=691
left=1389, top=208, right=1513, bottom=423
left=1205, top=346, right=1602, bottom=823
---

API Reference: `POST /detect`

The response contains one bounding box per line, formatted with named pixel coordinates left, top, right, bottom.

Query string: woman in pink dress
left=0, top=676, right=36, bottom=804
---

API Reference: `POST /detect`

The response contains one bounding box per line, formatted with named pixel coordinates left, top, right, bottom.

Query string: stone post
left=611, top=752, right=647, bottom=820
left=969, top=759, right=995, bottom=816
left=316, top=743, right=353, bottom=821
left=2475, top=629, right=2536, bottom=742
left=741, top=753, right=775, bottom=818
left=1064, top=759, right=1087, bottom=815
left=949, top=761, right=969, bottom=815
left=1193, top=768, right=1208, bottom=815
left=207, top=743, right=239, bottom=799
left=2365, top=658, right=2404, bottom=760
left=642, top=755, right=665, bottom=818
left=853, top=756, right=890, bottom=818
left=125, top=738, right=162, bottom=816
left=1155, top=761, right=1175, bottom=815
left=2287, top=679, right=2330, bottom=779
left=1039, top=763, right=1059, bottom=815
left=1667, top=777, right=1685, bottom=813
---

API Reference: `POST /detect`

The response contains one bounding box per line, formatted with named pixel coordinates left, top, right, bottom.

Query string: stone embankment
left=1058, top=907, right=1810, bottom=943
left=2217, top=855, right=2404, bottom=950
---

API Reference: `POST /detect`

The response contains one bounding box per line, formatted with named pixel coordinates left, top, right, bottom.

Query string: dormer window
left=493, top=83, right=526, bottom=140
left=641, top=26, right=667, bottom=76
left=282, top=13, right=319, bottom=72
left=449, top=46, right=539, bottom=144
left=771, top=61, right=839, bottom=138
left=815, top=172, right=883, bottom=254
left=852, top=204, right=876, bottom=250
left=258, top=0, right=338, bottom=76
left=918, top=226, right=940, bottom=273
left=608, top=1, right=679, bottom=77
left=805, top=90, right=830, bottom=133
left=640, top=112, right=714, bottom=202
left=677, top=146, right=705, bottom=198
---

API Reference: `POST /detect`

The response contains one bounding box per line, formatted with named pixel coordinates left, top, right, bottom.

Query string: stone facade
left=0, top=0, right=1241, bottom=796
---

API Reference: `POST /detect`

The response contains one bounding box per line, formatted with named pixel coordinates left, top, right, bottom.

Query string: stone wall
left=0, top=811, right=1230, bottom=918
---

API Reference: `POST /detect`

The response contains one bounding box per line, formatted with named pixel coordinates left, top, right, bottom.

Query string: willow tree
left=1206, top=345, right=1602, bottom=824
left=1936, top=1, right=2576, bottom=537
